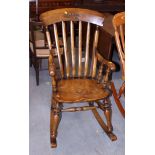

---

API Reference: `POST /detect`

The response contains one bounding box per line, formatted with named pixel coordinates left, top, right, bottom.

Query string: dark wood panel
left=30, top=0, right=82, bottom=18
left=82, top=1, right=125, bottom=12
left=30, top=0, right=125, bottom=18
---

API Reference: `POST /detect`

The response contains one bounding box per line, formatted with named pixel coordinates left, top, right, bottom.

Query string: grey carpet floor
left=29, top=51, right=125, bottom=155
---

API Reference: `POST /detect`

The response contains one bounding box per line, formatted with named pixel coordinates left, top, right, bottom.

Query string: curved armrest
left=96, top=52, right=116, bottom=71
left=96, top=51, right=116, bottom=85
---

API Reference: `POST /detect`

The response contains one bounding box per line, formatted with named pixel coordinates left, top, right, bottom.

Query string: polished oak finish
left=112, top=12, right=125, bottom=118
left=40, top=8, right=117, bottom=148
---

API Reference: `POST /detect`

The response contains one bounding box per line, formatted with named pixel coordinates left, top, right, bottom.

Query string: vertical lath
left=84, top=22, right=90, bottom=77
left=62, top=21, right=70, bottom=78
left=45, top=26, right=52, bottom=50
left=46, top=26, right=57, bottom=91
left=53, top=23, right=64, bottom=78
left=120, top=25, right=125, bottom=51
left=78, top=21, right=82, bottom=77
left=115, top=31, right=125, bottom=61
left=70, top=21, right=76, bottom=77
left=91, top=26, right=99, bottom=78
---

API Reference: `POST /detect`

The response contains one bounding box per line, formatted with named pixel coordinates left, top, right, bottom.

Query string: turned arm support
left=49, top=51, right=57, bottom=92
left=96, top=51, right=116, bottom=86
left=96, top=51, right=116, bottom=72
left=45, top=26, right=57, bottom=92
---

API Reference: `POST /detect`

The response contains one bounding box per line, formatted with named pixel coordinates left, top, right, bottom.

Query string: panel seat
left=54, top=79, right=110, bottom=103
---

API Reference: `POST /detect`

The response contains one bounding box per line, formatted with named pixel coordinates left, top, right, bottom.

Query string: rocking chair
left=40, top=8, right=117, bottom=148
left=112, top=12, right=125, bottom=118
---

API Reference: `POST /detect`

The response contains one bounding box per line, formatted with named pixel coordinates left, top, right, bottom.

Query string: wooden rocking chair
left=112, top=12, right=125, bottom=118
left=40, top=8, right=117, bottom=148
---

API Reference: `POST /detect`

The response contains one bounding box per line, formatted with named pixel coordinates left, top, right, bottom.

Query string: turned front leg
left=50, top=99, right=61, bottom=148
left=103, top=98, right=113, bottom=132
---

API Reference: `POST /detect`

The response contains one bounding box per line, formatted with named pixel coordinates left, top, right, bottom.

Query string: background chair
left=40, top=8, right=117, bottom=148
left=29, top=21, right=63, bottom=85
left=112, top=12, right=125, bottom=118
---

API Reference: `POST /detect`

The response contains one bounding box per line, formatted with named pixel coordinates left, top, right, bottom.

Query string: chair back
left=29, top=21, right=48, bottom=56
left=40, top=8, right=106, bottom=79
left=112, top=12, right=125, bottom=80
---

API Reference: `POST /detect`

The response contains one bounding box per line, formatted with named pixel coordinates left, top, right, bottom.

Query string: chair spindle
left=62, top=21, right=70, bottom=78
left=84, top=22, right=91, bottom=77
left=115, top=31, right=125, bottom=62
left=70, top=21, right=76, bottom=77
left=45, top=26, right=52, bottom=50
left=119, top=25, right=125, bottom=51
left=53, top=23, right=64, bottom=78
left=78, top=21, right=82, bottom=77
left=91, top=26, right=99, bottom=78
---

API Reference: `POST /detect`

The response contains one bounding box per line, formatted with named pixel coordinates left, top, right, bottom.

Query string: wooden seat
left=112, top=12, right=125, bottom=118
left=54, top=79, right=110, bottom=102
left=40, top=8, right=117, bottom=148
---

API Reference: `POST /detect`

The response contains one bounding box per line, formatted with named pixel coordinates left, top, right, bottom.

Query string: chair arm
left=96, top=52, right=116, bottom=71
left=96, top=51, right=116, bottom=86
